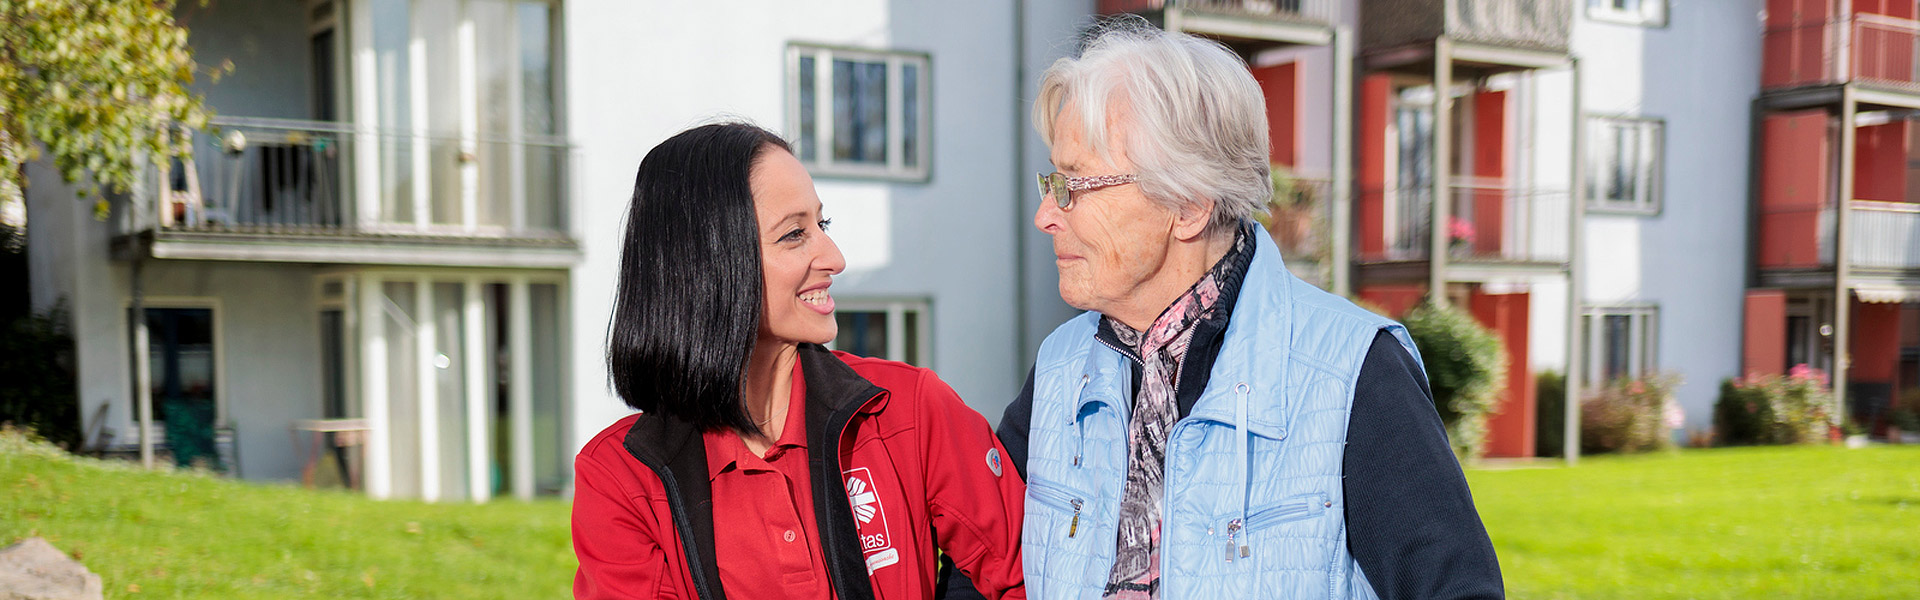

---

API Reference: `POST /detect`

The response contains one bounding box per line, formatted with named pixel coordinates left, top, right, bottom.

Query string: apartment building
left=1750, top=0, right=1920, bottom=434
left=26, top=0, right=1091, bottom=500
left=26, top=0, right=1918, bottom=499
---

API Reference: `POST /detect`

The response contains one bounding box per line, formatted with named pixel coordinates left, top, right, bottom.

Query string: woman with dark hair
left=572, top=122, right=1027, bottom=600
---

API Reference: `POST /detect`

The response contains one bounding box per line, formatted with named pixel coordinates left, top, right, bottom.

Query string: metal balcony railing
left=1850, top=200, right=1920, bottom=270
left=1100, top=0, right=1338, bottom=26
left=1362, top=0, right=1572, bottom=55
left=1364, top=182, right=1571, bottom=264
left=119, top=117, right=569, bottom=239
left=1763, top=14, right=1920, bottom=92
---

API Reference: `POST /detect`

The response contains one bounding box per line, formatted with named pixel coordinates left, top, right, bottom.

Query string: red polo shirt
left=703, top=360, right=834, bottom=600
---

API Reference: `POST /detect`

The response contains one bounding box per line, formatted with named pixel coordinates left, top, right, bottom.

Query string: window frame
left=1584, top=114, right=1665, bottom=216
left=1581, top=304, right=1660, bottom=390
left=826, top=299, right=933, bottom=367
left=1586, top=0, right=1668, bottom=28
left=785, top=43, right=932, bottom=182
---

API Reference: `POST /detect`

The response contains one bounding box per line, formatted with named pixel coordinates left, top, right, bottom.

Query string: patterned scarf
left=1101, top=228, right=1249, bottom=599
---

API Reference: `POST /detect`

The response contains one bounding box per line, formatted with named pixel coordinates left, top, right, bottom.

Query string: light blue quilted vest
left=1021, top=227, right=1423, bottom=599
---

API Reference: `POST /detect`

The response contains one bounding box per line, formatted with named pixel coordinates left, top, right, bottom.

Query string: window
left=1587, top=0, right=1667, bottom=27
left=829, top=300, right=930, bottom=366
left=787, top=44, right=931, bottom=181
left=1585, top=116, right=1663, bottom=214
left=1582, top=305, right=1659, bottom=389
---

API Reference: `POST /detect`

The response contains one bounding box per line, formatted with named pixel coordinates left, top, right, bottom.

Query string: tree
left=0, top=0, right=221, bottom=219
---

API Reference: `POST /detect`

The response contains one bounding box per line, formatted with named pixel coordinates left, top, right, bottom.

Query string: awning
left=1855, top=284, right=1920, bottom=304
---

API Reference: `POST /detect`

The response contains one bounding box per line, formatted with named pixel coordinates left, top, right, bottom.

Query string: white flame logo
left=847, top=475, right=879, bottom=524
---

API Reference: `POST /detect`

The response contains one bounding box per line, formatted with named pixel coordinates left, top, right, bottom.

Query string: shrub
left=0, top=301, right=81, bottom=450
left=1535, top=370, right=1565, bottom=457
left=1402, top=301, right=1508, bottom=459
left=1580, top=373, right=1681, bottom=454
left=1889, top=388, right=1920, bottom=433
left=1713, top=365, right=1833, bottom=445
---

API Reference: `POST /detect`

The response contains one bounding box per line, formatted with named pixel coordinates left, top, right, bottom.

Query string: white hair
left=1034, top=18, right=1271, bottom=237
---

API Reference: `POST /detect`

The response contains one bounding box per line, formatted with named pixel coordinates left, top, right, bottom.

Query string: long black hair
left=607, top=122, right=792, bottom=434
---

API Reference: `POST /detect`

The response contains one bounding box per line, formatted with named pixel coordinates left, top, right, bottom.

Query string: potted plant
left=1260, top=164, right=1316, bottom=255
left=1447, top=216, right=1476, bottom=257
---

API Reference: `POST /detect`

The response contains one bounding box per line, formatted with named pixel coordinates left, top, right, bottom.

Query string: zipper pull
left=1225, top=519, right=1245, bottom=562
left=1068, top=499, right=1083, bottom=538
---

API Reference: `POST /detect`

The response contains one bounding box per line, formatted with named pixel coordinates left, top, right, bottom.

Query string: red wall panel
left=1759, top=111, right=1830, bottom=268
left=1744, top=290, right=1788, bottom=377
left=1359, top=284, right=1426, bottom=318
left=1856, top=121, right=1910, bottom=202
left=1471, top=290, right=1533, bottom=459
left=1852, top=299, right=1903, bottom=383
left=1471, top=90, right=1507, bottom=256
left=1254, top=62, right=1300, bottom=169
left=1358, top=75, right=1392, bottom=259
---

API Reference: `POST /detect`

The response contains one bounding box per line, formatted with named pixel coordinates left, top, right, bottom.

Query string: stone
left=0, top=538, right=103, bottom=600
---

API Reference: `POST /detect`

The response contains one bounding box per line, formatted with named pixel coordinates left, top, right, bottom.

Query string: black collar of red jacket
left=622, top=343, right=885, bottom=600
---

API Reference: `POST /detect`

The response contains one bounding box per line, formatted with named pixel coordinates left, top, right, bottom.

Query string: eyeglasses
left=1036, top=172, right=1137, bottom=210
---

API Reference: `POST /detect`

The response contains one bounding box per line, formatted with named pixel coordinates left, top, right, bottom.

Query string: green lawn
left=0, top=431, right=574, bottom=598
left=1469, top=445, right=1920, bottom=599
left=4, top=430, right=1918, bottom=599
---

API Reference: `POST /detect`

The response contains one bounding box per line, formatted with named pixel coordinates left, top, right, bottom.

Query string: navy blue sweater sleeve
left=995, top=366, right=1036, bottom=481
left=1344, top=330, right=1504, bottom=600
left=939, top=367, right=1036, bottom=600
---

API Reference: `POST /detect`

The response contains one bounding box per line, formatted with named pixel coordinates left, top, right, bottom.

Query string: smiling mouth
left=799, top=288, right=834, bottom=314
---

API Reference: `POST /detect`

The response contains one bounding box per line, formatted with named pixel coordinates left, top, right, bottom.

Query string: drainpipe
left=1012, top=0, right=1029, bottom=377
left=130, top=257, right=154, bottom=469
left=1564, top=56, right=1584, bottom=465
left=1331, top=25, right=1355, bottom=297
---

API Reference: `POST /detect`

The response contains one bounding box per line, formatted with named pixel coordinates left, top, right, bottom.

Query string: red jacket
left=573, top=344, right=1027, bottom=600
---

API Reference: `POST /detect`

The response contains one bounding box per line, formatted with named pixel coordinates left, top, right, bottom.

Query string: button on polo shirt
left=704, top=361, right=834, bottom=600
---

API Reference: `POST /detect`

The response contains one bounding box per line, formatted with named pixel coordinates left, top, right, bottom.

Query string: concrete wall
left=563, top=0, right=1091, bottom=449
left=26, top=160, right=322, bottom=481
left=1570, top=0, right=1763, bottom=430
left=177, top=0, right=316, bottom=120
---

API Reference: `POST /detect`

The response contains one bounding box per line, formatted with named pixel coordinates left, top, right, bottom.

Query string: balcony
left=1360, top=182, right=1571, bottom=275
left=1361, top=0, right=1572, bottom=72
left=1762, top=12, right=1920, bottom=108
left=1848, top=200, right=1920, bottom=272
left=112, top=117, right=578, bottom=268
left=1259, top=175, right=1334, bottom=286
left=1099, top=0, right=1338, bottom=47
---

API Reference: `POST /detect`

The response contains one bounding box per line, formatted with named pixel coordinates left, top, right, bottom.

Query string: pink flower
left=1629, top=380, right=1646, bottom=395
left=1664, top=399, right=1685, bottom=430
left=1448, top=216, right=1476, bottom=244
left=1788, top=364, right=1829, bottom=386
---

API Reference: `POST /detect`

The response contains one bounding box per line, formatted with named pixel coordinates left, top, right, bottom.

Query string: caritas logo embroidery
left=844, top=467, right=900, bottom=573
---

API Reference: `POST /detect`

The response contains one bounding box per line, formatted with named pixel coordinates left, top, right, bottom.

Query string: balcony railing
left=1851, top=200, right=1920, bottom=270
left=1362, top=0, right=1572, bottom=55
left=119, top=116, right=569, bottom=239
left=1763, top=14, right=1920, bottom=92
left=1099, top=0, right=1338, bottom=26
left=1364, top=182, right=1571, bottom=264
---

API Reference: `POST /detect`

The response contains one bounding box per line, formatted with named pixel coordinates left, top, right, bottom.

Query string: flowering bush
left=1580, top=373, right=1682, bottom=454
left=1712, top=365, right=1833, bottom=445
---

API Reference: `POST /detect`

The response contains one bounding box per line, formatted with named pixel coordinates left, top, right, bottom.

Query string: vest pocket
left=1025, top=479, right=1089, bottom=597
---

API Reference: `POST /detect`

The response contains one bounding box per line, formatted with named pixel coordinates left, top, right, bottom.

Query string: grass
left=5, top=429, right=1918, bottom=599
left=1468, top=445, right=1920, bottom=599
left=0, top=430, right=574, bottom=599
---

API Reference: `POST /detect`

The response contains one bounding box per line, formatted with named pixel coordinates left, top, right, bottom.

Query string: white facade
left=1563, top=0, right=1762, bottom=430
left=27, top=0, right=1089, bottom=499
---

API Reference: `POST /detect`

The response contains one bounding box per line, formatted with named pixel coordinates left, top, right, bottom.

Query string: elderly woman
left=994, top=19, right=1503, bottom=600
left=572, top=122, right=1026, bottom=600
